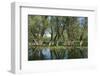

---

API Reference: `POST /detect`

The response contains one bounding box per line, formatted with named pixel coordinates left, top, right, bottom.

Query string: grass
left=29, top=45, right=87, bottom=50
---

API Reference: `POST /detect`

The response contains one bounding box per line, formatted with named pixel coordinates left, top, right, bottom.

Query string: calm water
left=28, top=47, right=88, bottom=60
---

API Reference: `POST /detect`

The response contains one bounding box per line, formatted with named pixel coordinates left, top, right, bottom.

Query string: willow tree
left=28, top=15, right=49, bottom=45
left=28, top=15, right=88, bottom=47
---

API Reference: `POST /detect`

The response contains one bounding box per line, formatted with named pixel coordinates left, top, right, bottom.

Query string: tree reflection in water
left=28, top=46, right=87, bottom=60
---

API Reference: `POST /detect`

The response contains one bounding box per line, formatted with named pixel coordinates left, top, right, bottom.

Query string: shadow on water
left=28, top=46, right=88, bottom=61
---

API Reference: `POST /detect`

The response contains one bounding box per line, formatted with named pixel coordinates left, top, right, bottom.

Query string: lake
left=28, top=46, right=88, bottom=60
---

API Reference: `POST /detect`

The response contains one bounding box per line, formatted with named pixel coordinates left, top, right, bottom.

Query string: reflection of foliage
left=68, top=48, right=88, bottom=59
left=28, top=46, right=88, bottom=60
left=50, top=48, right=66, bottom=59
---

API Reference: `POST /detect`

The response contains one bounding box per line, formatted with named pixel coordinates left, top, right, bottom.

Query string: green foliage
left=28, top=15, right=88, bottom=47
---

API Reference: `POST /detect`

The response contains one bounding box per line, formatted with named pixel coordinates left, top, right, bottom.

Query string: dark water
left=28, top=47, right=88, bottom=61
